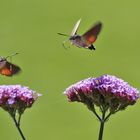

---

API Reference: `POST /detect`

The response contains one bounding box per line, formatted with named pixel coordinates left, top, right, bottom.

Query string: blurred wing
left=71, top=19, right=81, bottom=36
left=82, top=22, right=102, bottom=44
left=0, top=62, right=21, bottom=76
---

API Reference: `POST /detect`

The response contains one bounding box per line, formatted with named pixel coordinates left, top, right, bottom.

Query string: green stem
left=18, top=114, right=22, bottom=126
left=104, top=112, right=112, bottom=122
left=88, top=104, right=101, bottom=121
left=92, top=109, right=101, bottom=121
left=98, top=110, right=106, bottom=140
left=11, top=115, right=26, bottom=140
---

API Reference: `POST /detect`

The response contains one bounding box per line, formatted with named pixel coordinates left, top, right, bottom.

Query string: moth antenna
left=58, top=33, right=70, bottom=37
left=58, top=33, right=70, bottom=49
left=6, top=52, right=19, bottom=59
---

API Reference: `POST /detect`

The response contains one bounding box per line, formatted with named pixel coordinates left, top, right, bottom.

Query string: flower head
left=0, top=85, right=41, bottom=115
left=64, top=75, right=139, bottom=113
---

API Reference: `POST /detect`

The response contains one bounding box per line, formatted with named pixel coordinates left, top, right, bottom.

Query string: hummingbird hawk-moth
left=58, top=19, right=102, bottom=50
left=0, top=53, right=21, bottom=76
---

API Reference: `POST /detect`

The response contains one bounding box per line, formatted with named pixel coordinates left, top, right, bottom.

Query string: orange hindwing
left=0, top=62, right=21, bottom=76
left=82, top=22, right=102, bottom=44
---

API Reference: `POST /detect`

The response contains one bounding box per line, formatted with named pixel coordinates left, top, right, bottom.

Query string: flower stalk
left=0, top=85, right=41, bottom=140
left=64, top=75, right=140, bottom=140
left=11, top=114, right=26, bottom=140
left=98, top=110, right=106, bottom=140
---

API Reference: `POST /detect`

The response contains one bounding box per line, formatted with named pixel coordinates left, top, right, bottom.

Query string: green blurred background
left=0, top=0, right=140, bottom=140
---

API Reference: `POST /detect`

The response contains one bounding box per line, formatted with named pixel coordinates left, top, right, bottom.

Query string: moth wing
left=0, top=62, right=21, bottom=76
left=71, top=19, right=81, bottom=36
left=82, top=22, right=102, bottom=44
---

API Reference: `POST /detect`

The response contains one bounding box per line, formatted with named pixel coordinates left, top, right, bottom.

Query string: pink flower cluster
left=64, top=75, right=140, bottom=112
left=0, top=85, right=41, bottom=114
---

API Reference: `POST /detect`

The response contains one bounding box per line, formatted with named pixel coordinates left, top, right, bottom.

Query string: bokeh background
left=0, top=0, right=140, bottom=140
